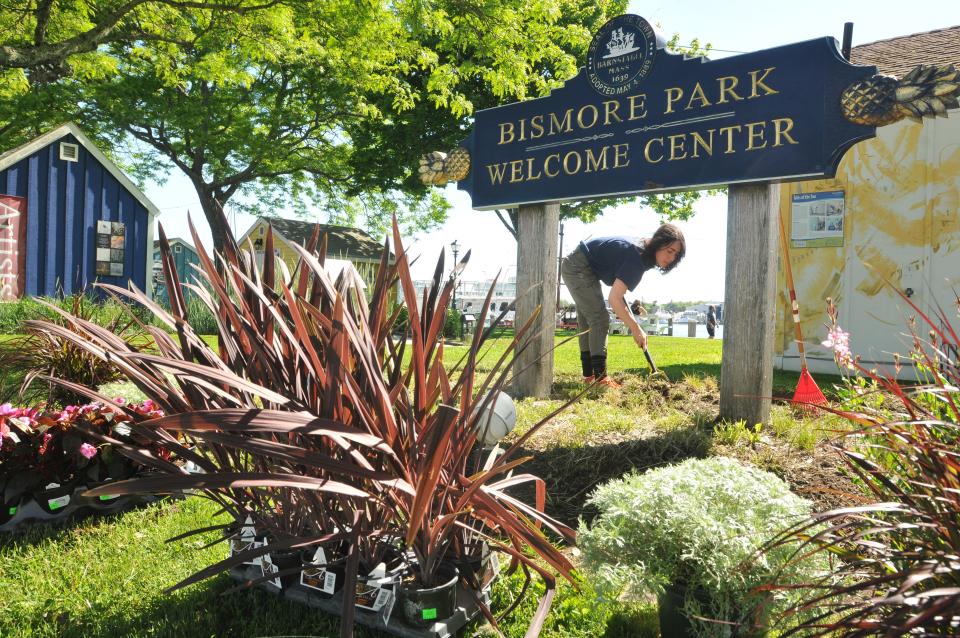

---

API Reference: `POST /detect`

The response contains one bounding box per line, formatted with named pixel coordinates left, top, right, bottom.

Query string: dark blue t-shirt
left=579, top=237, right=656, bottom=291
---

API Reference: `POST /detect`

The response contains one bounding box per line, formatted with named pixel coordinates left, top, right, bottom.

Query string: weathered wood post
left=720, top=183, right=780, bottom=425
left=513, top=202, right=560, bottom=398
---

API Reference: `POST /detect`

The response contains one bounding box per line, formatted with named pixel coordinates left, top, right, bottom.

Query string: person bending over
left=560, top=223, right=685, bottom=388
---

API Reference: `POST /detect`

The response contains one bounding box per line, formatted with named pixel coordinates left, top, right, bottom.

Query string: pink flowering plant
left=0, top=399, right=166, bottom=505
left=820, top=298, right=854, bottom=371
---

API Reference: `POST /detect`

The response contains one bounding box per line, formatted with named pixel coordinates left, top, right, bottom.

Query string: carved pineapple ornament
left=417, top=147, right=471, bottom=186
left=842, top=64, right=960, bottom=126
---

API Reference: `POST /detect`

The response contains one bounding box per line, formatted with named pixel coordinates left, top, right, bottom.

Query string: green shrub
left=152, top=296, right=219, bottom=335
left=0, top=295, right=148, bottom=406
left=444, top=308, right=462, bottom=339
left=578, top=456, right=828, bottom=637
left=393, top=304, right=409, bottom=334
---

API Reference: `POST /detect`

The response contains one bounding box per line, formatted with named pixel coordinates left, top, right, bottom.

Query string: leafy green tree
left=3, top=0, right=632, bottom=244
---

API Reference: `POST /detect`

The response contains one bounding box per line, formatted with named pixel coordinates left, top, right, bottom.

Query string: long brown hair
left=645, top=223, right=686, bottom=273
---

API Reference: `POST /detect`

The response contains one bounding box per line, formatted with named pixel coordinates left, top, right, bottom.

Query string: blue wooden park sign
left=445, top=14, right=879, bottom=210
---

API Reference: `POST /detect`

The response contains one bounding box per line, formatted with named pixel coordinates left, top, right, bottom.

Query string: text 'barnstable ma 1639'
left=419, top=13, right=946, bottom=209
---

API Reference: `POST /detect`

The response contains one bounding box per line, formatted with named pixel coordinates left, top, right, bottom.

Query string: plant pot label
left=355, top=564, right=399, bottom=623
left=229, top=517, right=263, bottom=567
left=355, top=580, right=395, bottom=620
left=300, top=548, right=337, bottom=594
left=260, top=552, right=282, bottom=589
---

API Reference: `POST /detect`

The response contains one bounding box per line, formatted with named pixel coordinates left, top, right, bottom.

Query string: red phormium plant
left=762, top=290, right=960, bottom=636
left=30, top=206, right=579, bottom=637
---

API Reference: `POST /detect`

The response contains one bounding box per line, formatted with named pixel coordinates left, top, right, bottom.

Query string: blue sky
left=143, top=0, right=959, bottom=303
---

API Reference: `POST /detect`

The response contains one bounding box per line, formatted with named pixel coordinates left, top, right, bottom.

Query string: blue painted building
left=152, top=237, right=201, bottom=305
left=0, top=123, right=158, bottom=298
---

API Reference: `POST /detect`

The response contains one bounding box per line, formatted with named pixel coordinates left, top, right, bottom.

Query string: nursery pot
left=33, top=481, right=77, bottom=515
left=269, top=548, right=303, bottom=589
left=299, top=547, right=346, bottom=598
left=398, top=563, right=459, bottom=627
left=79, top=481, right=132, bottom=511
left=451, top=542, right=494, bottom=590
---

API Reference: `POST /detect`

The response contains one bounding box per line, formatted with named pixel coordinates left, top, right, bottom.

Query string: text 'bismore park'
left=484, top=66, right=799, bottom=186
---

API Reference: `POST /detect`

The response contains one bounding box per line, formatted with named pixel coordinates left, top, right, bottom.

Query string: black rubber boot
left=590, top=354, right=607, bottom=379
left=580, top=351, right=593, bottom=378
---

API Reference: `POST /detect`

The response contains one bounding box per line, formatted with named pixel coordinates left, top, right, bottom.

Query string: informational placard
left=790, top=190, right=845, bottom=247
left=96, top=220, right=125, bottom=276
left=455, top=14, right=876, bottom=210
left=0, top=195, right=27, bottom=300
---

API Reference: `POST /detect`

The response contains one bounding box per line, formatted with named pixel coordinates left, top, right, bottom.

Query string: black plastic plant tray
left=229, top=564, right=489, bottom=638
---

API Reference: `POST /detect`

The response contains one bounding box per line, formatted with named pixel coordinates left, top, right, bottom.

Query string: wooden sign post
left=513, top=202, right=560, bottom=398
left=720, top=183, right=780, bottom=425
left=419, top=13, right=959, bottom=409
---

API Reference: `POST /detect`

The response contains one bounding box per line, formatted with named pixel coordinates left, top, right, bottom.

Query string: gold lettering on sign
left=498, top=122, right=515, bottom=145
left=530, top=115, right=545, bottom=138
left=563, top=151, right=582, bottom=175
left=644, top=138, right=664, bottom=163
left=717, top=76, right=743, bottom=103
left=613, top=143, right=630, bottom=168
left=745, top=121, right=767, bottom=151
left=772, top=118, right=798, bottom=146
left=668, top=134, right=687, bottom=161
left=577, top=104, right=599, bottom=130
left=664, top=87, right=684, bottom=114
left=487, top=163, right=509, bottom=184
left=603, top=100, right=622, bottom=125
left=544, top=153, right=561, bottom=178
left=628, top=94, right=648, bottom=120
left=526, top=157, right=543, bottom=181
left=509, top=159, right=524, bottom=182
left=690, top=130, right=714, bottom=158
left=719, top=125, right=743, bottom=154
left=749, top=67, right=778, bottom=98
left=585, top=147, right=609, bottom=172
left=686, top=82, right=711, bottom=110
left=549, top=110, right=574, bottom=136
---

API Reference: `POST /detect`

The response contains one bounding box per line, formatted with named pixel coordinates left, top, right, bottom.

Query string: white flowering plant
left=578, top=457, right=829, bottom=637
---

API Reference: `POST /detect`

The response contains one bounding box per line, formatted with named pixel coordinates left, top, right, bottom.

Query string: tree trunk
left=513, top=202, right=559, bottom=399
left=720, top=183, right=780, bottom=425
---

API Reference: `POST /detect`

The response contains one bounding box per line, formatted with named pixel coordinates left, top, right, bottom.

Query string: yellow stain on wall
left=776, top=115, right=960, bottom=363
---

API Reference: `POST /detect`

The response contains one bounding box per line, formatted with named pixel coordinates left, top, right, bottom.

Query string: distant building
left=409, top=276, right=517, bottom=322
left=237, top=217, right=390, bottom=290
left=774, top=26, right=960, bottom=377
left=0, top=122, right=158, bottom=299
left=152, top=237, right=200, bottom=305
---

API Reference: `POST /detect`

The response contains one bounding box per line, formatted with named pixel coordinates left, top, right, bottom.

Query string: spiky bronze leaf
left=842, top=64, right=960, bottom=126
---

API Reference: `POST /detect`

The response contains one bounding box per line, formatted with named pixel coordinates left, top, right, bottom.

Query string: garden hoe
left=643, top=347, right=667, bottom=379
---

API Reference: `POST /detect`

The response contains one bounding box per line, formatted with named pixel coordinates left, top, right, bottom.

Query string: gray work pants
left=560, top=248, right=608, bottom=355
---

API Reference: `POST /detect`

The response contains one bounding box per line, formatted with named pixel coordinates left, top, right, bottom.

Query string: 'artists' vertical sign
left=0, top=195, right=27, bottom=301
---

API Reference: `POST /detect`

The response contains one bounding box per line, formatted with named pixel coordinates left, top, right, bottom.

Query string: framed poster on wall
left=95, top=220, right=126, bottom=277
left=790, top=191, right=845, bottom=248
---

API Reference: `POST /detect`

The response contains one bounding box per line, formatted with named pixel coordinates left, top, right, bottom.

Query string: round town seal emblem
left=586, top=14, right=660, bottom=96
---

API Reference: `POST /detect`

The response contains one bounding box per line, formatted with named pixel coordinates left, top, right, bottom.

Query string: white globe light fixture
left=473, top=391, right=517, bottom=447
